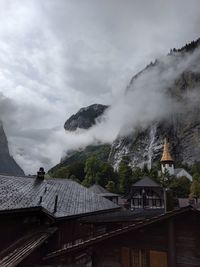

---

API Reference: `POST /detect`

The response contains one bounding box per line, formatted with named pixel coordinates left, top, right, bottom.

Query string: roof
left=133, top=176, right=161, bottom=188
left=0, top=175, right=119, bottom=219
left=0, top=227, right=56, bottom=267
left=44, top=206, right=196, bottom=260
left=79, top=209, right=164, bottom=223
left=174, top=168, right=191, bottom=176
left=89, top=184, right=119, bottom=197
left=160, top=138, right=173, bottom=162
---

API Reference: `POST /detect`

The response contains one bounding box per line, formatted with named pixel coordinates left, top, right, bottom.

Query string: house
left=44, top=206, right=200, bottom=267
left=89, top=184, right=119, bottom=204
left=0, top=167, right=199, bottom=267
left=0, top=169, right=120, bottom=267
left=128, top=176, right=164, bottom=210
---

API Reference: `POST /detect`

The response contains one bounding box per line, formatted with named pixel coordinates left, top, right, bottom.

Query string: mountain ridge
left=0, top=122, right=24, bottom=176
left=50, top=37, right=200, bottom=175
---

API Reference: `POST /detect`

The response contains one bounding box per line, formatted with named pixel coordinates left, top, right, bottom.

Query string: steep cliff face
left=109, top=40, right=200, bottom=168
left=0, top=122, right=24, bottom=176
left=109, top=116, right=200, bottom=169
left=60, top=38, right=200, bottom=170
left=64, top=104, right=108, bottom=131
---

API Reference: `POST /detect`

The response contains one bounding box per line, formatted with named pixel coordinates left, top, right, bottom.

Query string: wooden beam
left=168, top=219, right=176, bottom=267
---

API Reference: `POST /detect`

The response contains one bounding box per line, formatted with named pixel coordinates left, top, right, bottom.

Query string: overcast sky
left=0, top=0, right=199, bottom=174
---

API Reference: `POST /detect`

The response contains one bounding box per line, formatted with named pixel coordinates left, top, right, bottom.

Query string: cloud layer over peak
left=0, top=0, right=199, bottom=174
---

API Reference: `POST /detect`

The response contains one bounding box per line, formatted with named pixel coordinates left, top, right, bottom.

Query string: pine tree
left=118, top=156, right=133, bottom=194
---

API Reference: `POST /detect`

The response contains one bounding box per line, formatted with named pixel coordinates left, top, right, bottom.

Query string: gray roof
left=133, top=176, right=161, bottom=188
left=174, top=168, right=190, bottom=175
left=174, top=168, right=183, bottom=175
left=89, top=184, right=119, bottom=197
left=80, top=209, right=164, bottom=223
left=0, top=175, right=119, bottom=218
left=0, top=227, right=56, bottom=267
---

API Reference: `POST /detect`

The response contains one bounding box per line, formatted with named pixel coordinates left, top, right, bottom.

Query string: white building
left=160, top=138, right=192, bottom=181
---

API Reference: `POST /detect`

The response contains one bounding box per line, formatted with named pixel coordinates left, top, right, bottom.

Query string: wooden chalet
left=0, top=172, right=119, bottom=267
left=44, top=206, right=200, bottom=267
left=0, top=170, right=200, bottom=267
left=129, top=176, right=164, bottom=210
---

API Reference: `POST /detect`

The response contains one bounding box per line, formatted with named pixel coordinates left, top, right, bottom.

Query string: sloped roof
left=160, top=138, right=173, bottom=162
left=0, top=227, right=56, bottom=267
left=0, top=175, right=119, bottom=218
left=80, top=208, right=164, bottom=223
left=133, top=176, right=161, bottom=188
left=45, top=206, right=195, bottom=260
left=174, top=168, right=189, bottom=175
left=89, top=184, right=119, bottom=197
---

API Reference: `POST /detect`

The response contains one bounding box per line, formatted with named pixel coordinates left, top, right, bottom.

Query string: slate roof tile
left=0, top=175, right=119, bottom=218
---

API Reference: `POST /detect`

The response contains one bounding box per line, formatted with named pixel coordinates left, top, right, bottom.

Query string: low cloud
left=63, top=47, right=200, bottom=149
left=0, top=1, right=199, bottom=174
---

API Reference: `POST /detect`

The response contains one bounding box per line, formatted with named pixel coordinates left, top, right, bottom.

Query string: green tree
left=118, top=156, right=133, bottom=194
left=193, top=173, right=200, bottom=183
left=68, top=161, right=85, bottom=182
left=169, top=176, right=191, bottom=198
left=142, top=164, right=149, bottom=175
left=96, top=162, right=116, bottom=187
left=106, top=181, right=116, bottom=193
left=53, top=166, right=70, bottom=179
left=82, top=156, right=101, bottom=187
left=191, top=162, right=200, bottom=176
left=149, top=166, right=160, bottom=183
left=190, top=180, right=200, bottom=202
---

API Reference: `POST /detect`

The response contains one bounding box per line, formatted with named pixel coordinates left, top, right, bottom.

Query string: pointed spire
left=161, top=138, right=173, bottom=162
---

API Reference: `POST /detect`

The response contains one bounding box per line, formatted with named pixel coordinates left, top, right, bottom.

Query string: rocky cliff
left=109, top=39, right=200, bottom=169
left=64, top=104, right=108, bottom=131
left=59, top=38, right=200, bottom=171
left=0, top=122, right=24, bottom=176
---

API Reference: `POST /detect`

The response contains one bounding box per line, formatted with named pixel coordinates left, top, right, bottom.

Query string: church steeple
left=161, top=138, right=173, bottom=162
left=160, top=138, right=174, bottom=175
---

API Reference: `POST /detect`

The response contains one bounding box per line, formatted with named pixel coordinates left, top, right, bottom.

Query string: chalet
left=0, top=167, right=199, bottom=267
left=0, top=169, right=119, bottom=267
left=44, top=206, right=200, bottom=267
left=128, top=176, right=164, bottom=210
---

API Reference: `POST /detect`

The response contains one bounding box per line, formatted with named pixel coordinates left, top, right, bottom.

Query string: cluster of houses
left=0, top=139, right=198, bottom=267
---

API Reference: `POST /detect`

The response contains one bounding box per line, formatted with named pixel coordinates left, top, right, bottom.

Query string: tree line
left=51, top=156, right=200, bottom=199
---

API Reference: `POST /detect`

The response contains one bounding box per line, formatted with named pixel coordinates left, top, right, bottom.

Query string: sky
left=0, top=0, right=199, bottom=174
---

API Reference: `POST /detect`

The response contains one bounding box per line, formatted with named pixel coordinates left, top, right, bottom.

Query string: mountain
left=0, top=122, right=24, bottom=176
left=50, top=38, right=200, bottom=175
left=49, top=144, right=111, bottom=175
left=64, top=104, right=108, bottom=131
left=109, top=39, right=200, bottom=169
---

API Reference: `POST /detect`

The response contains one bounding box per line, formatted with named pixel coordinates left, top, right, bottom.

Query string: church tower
left=160, top=138, right=174, bottom=175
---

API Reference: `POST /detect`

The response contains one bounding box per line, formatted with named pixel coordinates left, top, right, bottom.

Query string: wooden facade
left=129, top=177, right=164, bottom=210
left=1, top=175, right=200, bottom=267
left=44, top=208, right=200, bottom=267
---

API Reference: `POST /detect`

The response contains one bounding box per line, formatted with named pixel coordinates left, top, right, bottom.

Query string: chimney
left=164, top=188, right=174, bottom=212
left=37, top=167, right=45, bottom=180
left=54, top=195, right=58, bottom=213
left=39, top=196, right=42, bottom=204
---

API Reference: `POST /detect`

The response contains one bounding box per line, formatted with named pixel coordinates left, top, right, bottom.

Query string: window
left=122, top=248, right=167, bottom=267
left=121, top=248, right=147, bottom=267
left=132, top=249, right=147, bottom=267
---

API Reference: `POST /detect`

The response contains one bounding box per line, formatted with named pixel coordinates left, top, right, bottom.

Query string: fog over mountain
left=60, top=41, right=200, bottom=169
left=0, top=0, right=199, bottom=174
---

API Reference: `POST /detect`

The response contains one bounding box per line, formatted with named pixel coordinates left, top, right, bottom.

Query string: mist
left=0, top=1, right=199, bottom=174
left=59, top=46, right=200, bottom=154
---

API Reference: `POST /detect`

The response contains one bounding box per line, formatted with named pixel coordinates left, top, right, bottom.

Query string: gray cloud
left=0, top=0, right=199, bottom=174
